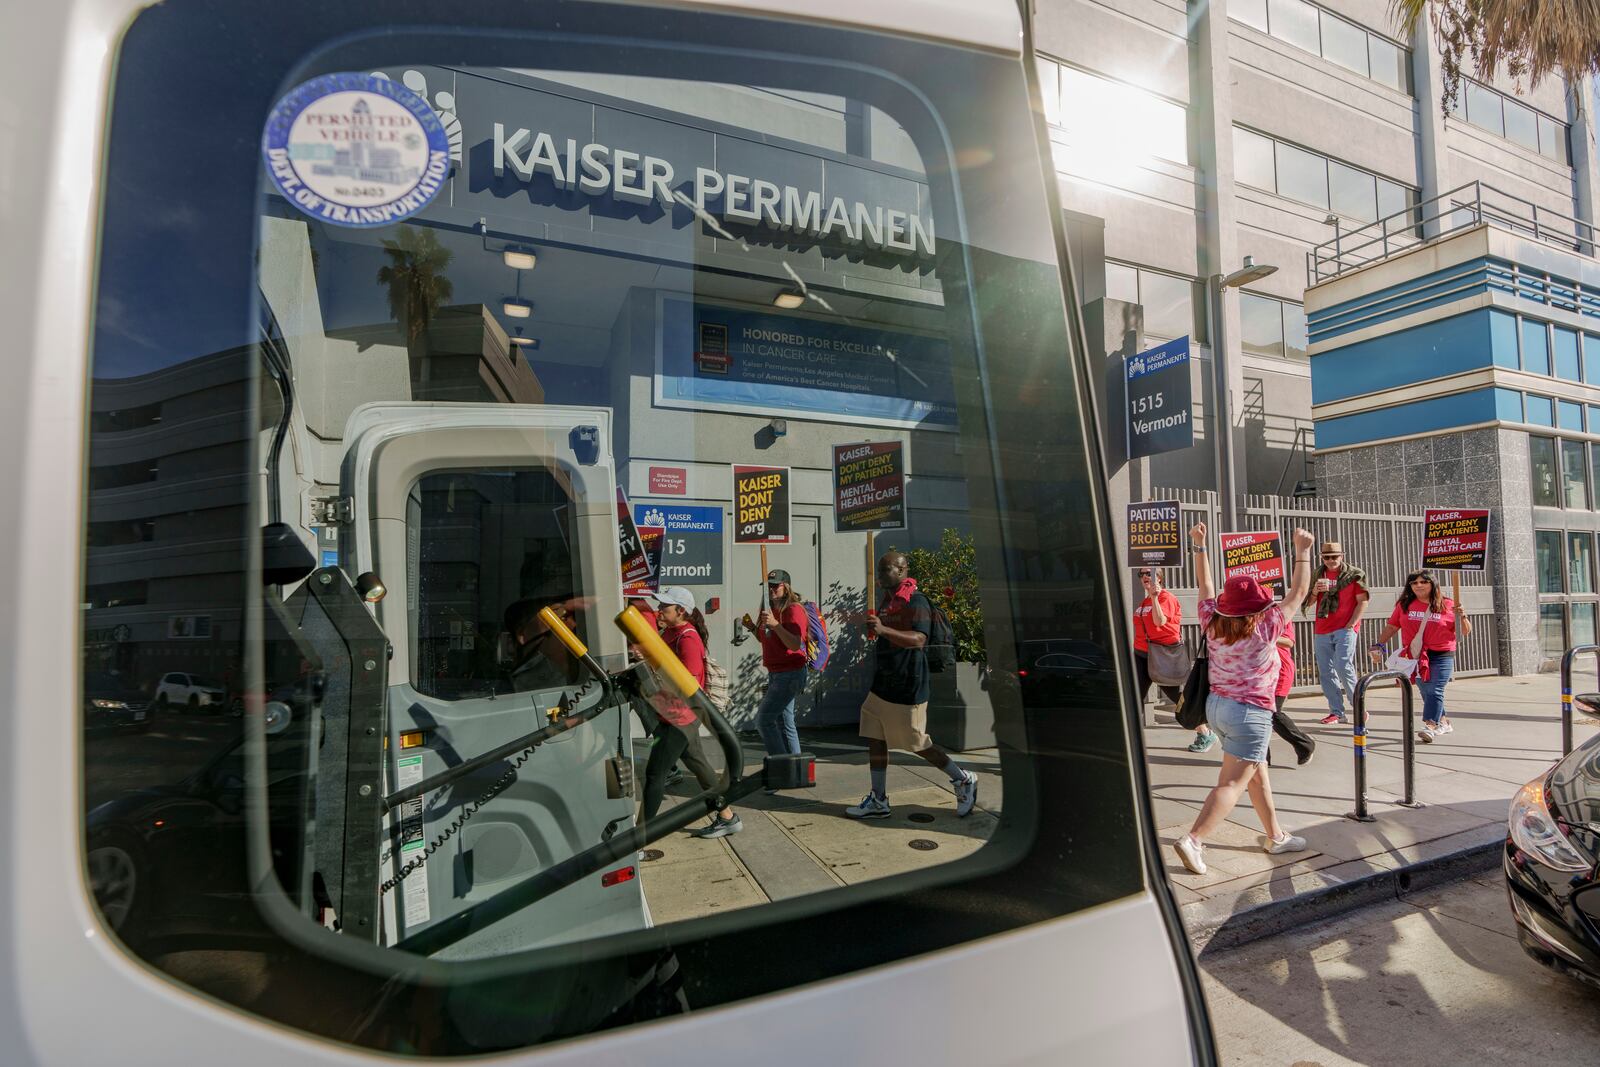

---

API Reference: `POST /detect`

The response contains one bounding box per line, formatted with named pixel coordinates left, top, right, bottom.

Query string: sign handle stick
left=759, top=544, right=769, bottom=629
left=866, top=531, right=877, bottom=617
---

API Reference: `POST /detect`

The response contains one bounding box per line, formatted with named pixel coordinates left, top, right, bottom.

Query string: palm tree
left=1393, top=0, right=1600, bottom=114
left=376, top=226, right=455, bottom=361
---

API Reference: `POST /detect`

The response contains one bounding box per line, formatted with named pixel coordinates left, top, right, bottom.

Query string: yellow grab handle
left=538, top=605, right=588, bottom=659
left=615, top=604, right=700, bottom=699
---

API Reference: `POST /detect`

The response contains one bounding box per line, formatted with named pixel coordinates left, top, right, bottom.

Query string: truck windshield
left=79, top=2, right=1142, bottom=1057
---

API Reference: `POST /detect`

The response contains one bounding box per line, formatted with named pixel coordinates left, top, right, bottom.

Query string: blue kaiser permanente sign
left=1125, top=336, right=1194, bottom=460
left=656, top=297, right=958, bottom=431
left=262, top=72, right=450, bottom=229
left=635, top=504, right=724, bottom=584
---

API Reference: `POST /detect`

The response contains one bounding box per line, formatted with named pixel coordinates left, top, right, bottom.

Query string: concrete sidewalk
left=1148, top=672, right=1599, bottom=949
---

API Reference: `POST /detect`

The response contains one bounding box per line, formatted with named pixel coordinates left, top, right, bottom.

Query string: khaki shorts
left=858, top=691, right=932, bottom=751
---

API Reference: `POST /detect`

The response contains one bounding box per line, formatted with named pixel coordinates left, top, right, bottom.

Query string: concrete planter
left=926, top=662, right=995, bottom=752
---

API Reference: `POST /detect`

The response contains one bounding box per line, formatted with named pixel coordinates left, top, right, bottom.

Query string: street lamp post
left=1208, top=255, right=1278, bottom=532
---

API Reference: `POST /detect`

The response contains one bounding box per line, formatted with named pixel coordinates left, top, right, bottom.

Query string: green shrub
left=904, top=529, right=985, bottom=666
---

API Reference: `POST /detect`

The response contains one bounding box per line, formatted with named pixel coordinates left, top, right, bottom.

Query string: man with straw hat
left=1309, top=540, right=1368, bottom=726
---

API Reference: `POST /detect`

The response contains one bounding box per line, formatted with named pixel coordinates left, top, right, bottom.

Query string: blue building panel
left=1313, top=388, right=1501, bottom=449
left=1309, top=308, right=1498, bottom=405
left=1308, top=257, right=1495, bottom=344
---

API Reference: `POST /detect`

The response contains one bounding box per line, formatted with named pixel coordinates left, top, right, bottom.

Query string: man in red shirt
left=1310, top=541, right=1368, bottom=725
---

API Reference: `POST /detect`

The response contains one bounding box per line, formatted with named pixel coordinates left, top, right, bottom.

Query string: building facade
left=1037, top=0, right=1600, bottom=672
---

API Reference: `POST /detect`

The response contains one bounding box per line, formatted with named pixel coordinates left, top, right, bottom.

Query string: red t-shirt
left=761, top=603, right=808, bottom=672
left=1387, top=597, right=1459, bottom=654
left=1133, top=591, right=1181, bottom=651
left=1312, top=568, right=1368, bottom=634
left=1275, top=619, right=1295, bottom=698
left=654, top=622, right=706, bottom=728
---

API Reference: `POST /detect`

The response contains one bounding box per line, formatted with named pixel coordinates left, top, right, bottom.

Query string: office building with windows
left=1035, top=0, right=1600, bottom=672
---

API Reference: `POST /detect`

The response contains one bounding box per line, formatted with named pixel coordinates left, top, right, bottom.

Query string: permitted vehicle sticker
left=396, top=754, right=431, bottom=927
left=261, top=72, right=449, bottom=229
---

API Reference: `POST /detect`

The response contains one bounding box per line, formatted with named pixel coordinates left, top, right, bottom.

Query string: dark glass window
left=1563, top=440, right=1590, bottom=509
left=1240, top=292, right=1285, bottom=357
left=1532, top=437, right=1560, bottom=507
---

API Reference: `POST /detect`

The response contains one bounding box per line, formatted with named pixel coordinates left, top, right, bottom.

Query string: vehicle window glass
left=80, top=2, right=1144, bottom=1056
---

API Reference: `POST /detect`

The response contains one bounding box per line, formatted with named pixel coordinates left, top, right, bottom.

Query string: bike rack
left=1559, top=644, right=1600, bottom=756
left=1346, top=668, right=1421, bottom=822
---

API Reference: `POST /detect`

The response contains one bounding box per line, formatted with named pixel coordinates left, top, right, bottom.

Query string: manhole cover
left=639, top=849, right=665, bottom=862
left=908, top=839, right=939, bottom=851
left=907, top=813, right=935, bottom=824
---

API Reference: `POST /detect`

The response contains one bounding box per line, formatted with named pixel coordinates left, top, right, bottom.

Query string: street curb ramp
left=1188, top=837, right=1503, bottom=957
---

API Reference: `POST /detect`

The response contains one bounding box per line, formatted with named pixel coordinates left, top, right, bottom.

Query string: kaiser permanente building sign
left=492, top=126, right=936, bottom=257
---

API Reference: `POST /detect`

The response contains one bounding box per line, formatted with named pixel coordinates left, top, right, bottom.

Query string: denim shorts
left=1206, top=693, right=1273, bottom=763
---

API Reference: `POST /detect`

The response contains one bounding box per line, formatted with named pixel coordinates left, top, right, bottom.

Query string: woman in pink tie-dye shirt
left=1173, top=522, right=1317, bottom=878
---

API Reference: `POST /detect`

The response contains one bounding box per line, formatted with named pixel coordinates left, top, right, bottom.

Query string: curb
left=1187, top=836, right=1503, bottom=957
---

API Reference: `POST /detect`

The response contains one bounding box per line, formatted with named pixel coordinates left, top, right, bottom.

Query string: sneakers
left=1296, top=744, right=1316, bottom=767
left=844, top=792, right=892, bottom=819
left=689, top=813, right=743, bottom=839
left=1174, top=834, right=1206, bottom=875
left=1434, top=720, right=1454, bottom=737
left=1187, top=732, right=1216, bottom=753
left=1319, top=712, right=1348, bottom=725
left=664, top=766, right=684, bottom=787
left=1259, top=832, right=1308, bottom=854
left=1418, top=723, right=1438, bottom=743
left=954, top=771, right=978, bottom=817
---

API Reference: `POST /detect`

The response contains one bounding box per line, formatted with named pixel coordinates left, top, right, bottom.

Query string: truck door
left=339, top=402, right=645, bottom=956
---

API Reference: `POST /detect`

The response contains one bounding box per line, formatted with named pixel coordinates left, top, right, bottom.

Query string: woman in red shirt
left=740, top=569, right=809, bottom=756
left=642, top=587, right=741, bottom=839
left=1368, top=570, right=1472, bottom=743
left=1133, top=569, right=1213, bottom=753
left=1269, top=620, right=1314, bottom=765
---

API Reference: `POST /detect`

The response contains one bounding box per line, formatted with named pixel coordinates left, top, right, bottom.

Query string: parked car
left=1504, top=694, right=1600, bottom=989
left=153, top=672, right=226, bottom=713
left=83, top=671, right=150, bottom=732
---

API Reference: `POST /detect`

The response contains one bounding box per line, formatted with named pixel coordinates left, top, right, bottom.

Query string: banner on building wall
left=1421, top=508, right=1491, bottom=571
left=733, top=464, right=791, bottom=544
left=617, top=488, right=654, bottom=587
left=833, top=441, right=906, bottom=533
left=623, top=526, right=666, bottom=598
left=1220, top=530, right=1285, bottom=594
left=1125, top=336, right=1194, bottom=460
left=658, top=297, right=958, bottom=432
left=1127, top=500, right=1182, bottom=568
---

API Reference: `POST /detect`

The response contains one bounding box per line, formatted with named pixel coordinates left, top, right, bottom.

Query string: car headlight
left=1510, top=778, right=1592, bottom=873
left=90, top=699, right=127, bottom=709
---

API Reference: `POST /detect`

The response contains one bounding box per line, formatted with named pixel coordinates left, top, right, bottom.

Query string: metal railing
left=1308, top=179, right=1599, bottom=284
left=1347, top=669, right=1420, bottom=822
left=1559, top=643, right=1600, bottom=755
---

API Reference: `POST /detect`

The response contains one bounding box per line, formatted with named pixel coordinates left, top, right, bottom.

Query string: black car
left=84, top=670, right=151, bottom=732
left=1505, top=698, right=1600, bottom=988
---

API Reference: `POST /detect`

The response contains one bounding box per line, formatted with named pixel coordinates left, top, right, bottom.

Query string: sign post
left=1421, top=508, right=1490, bottom=570
left=1125, top=336, right=1194, bottom=461
left=1126, top=500, right=1182, bottom=568
left=1219, top=530, right=1285, bottom=595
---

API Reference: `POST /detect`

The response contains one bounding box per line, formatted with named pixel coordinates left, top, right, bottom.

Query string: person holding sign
left=1133, top=569, right=1214, bottom=753
left=1173, top=523, right=1316, bottom=878
left=1310, top=541, right=1368, bottom=726
left=1368, top=571, right=1472, bottom=744
left=740, top=570, right=808, bottom=758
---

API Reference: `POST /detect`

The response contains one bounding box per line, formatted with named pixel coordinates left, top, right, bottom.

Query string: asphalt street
left=1200, top=872, right=1600, bottom=1066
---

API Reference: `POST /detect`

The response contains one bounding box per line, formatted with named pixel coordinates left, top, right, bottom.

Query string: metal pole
left=1558, top=644, right=1598, bottom=755
left=1208, top=276, right=1239, bottom=532
left=1397, top=676, right=1422, bottom=809
left=1347, top=671, right=1376, bottom=822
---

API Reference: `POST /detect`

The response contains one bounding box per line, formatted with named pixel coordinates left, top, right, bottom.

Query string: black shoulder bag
left=1175, top=637, right=1209, bottom=730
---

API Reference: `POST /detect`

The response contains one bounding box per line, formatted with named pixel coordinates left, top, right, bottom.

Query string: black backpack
left=925, top=598, right=957, bottom=673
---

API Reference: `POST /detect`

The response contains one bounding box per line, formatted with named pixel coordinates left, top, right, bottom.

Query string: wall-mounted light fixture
left=509, top=329, right=539, bottom=349
left=768, top=418, right=788, bottom=437
left=773, top=290, right=805, bottom=310
left=502, top=247, right=537, bottom=270
left=503, top=298, right=533, bottom=318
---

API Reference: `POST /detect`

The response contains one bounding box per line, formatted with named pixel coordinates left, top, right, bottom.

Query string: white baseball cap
left=653, top=586, right=696, bottom=612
